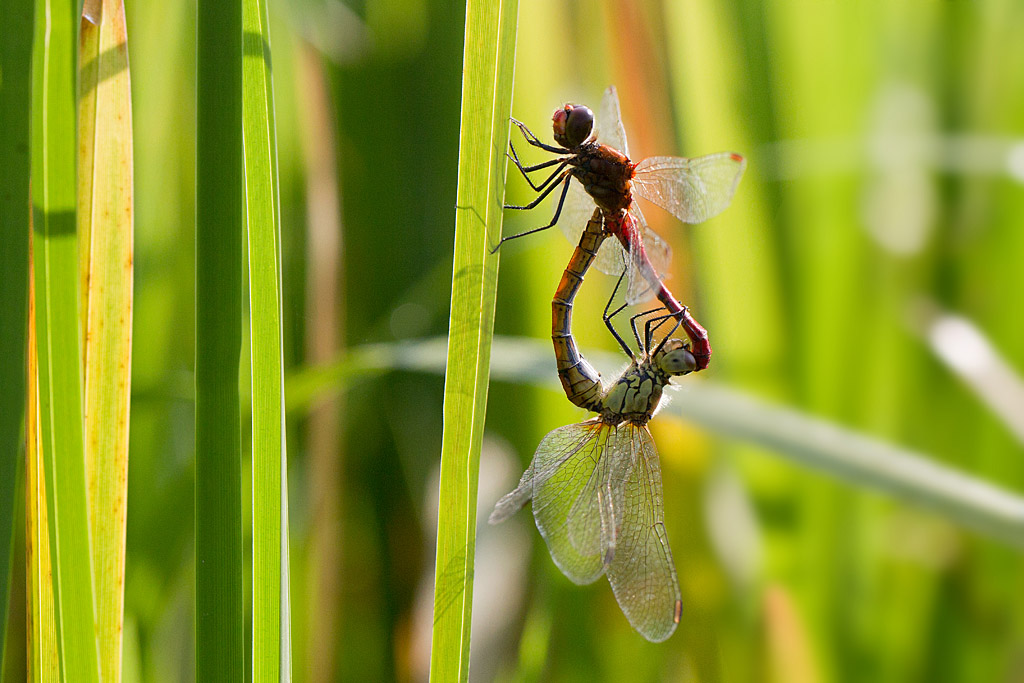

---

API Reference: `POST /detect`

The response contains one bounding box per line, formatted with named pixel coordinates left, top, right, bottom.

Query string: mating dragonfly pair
left=488, top=87, right=746, bottom=642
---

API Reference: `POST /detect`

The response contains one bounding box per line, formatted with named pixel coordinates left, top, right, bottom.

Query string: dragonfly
left=499, top=86, right=746, bottom=370
left=490, top=208, right=697, bottom=642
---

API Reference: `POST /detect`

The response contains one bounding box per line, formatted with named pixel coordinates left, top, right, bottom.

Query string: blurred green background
left=7, top=0, right=1024, bottom=680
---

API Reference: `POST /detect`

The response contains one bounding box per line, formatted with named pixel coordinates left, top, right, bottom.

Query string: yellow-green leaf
left=78, top=2, right=134, bottom=681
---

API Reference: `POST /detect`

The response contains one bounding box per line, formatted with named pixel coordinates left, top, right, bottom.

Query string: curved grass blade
left=78, top=2, right=134, bottom=681
left=31, top=0, right=100, bottom=678
left=196, top=0, right=244, bottom=679
left=242, top=0, right=291, bottom=678
left=0, top=0, right=34, bottom=659
left=289, top=336, right=1024, bottom=549
left=430, top=0, right=519, bottom=679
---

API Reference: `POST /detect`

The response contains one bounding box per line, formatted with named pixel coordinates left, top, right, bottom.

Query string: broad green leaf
left=0, top=0, right=34, bottom=659
left=31, top=0, right=100, bottom=678
left=196, top=0, right=244, bottom=680
left=429, top=0, right=519, bottom=678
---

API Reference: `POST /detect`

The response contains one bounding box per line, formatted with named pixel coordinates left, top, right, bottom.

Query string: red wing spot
left=673, top=599, right=683, bottom=623
left=730, top=153, right=744, bottom=163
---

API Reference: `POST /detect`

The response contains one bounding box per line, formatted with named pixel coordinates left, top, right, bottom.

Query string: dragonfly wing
left=565, top=424, right=623, bottom=563
left=557, top=176, right=600, bottom=246
left=598, top=85, right=630, bottom=158
left=605, top=423, right=682, bottom=642
left=590, top=229, right=630, bottom=278
left=565, top=203, right=634, bottom=281
left=634, top=203, right=672, bottom=278
left=633, top=152, right=746, bottom=224
left=623, top=204, right=671, bottom=305
left=490, top=419, right=611, bottom=584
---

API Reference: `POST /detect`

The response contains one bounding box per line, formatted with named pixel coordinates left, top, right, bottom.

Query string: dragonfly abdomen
left=551, top=210, right=608, bottom=412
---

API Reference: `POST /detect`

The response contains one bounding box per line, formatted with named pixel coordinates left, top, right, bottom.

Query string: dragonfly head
left=653, top=338, right=697, bottom=377
left=552, top=104, right=594, bottom=149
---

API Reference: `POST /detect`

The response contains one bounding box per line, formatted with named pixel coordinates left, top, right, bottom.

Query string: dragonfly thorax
left=600, top=340, right=696, bottom=425
left=600, top=362, right=667, bottom=425
left=569, top=145, right=636, bottom=214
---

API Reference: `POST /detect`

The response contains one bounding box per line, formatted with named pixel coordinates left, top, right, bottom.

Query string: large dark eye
left=552, top=104, right=594, bottom=149
left=564, top=105, right=594, bottom=147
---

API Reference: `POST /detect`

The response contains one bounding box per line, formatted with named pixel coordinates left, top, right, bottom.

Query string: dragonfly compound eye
left=657, top=339, right=697, bottom=376
left=552, top=104, right=594, bottom=149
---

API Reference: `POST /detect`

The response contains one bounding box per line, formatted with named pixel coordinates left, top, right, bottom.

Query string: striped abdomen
left=552, top=209, right=606, bottom=412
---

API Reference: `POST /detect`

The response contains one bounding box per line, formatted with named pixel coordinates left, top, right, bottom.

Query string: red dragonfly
left=499, top=86, right=746, bottom=370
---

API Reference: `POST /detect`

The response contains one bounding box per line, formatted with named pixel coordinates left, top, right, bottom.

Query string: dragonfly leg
left=491, top=175, right=573, bottom=253
left=627, top=307, right=668, bottom=354
left=653, top=286, right=712, bottom=371
left=646, top=312, right=684, bottom=357
left=503, top=170, right=570, bottom=212
left=510, top=117, right=565, bottom=154
left=507, top=147, right=568, bottom=192
left=602, top=271, right=635, bottom=360
left=675, top=307, right=710, bottom=369
left=508, top=140, right=566, bottom=174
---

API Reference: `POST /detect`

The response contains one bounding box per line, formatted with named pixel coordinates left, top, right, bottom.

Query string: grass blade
left=242, top=0, right=290, bottom=678
left=78, top=2, right=134, bottom=681
left=0, top=0, right=34, bottom=659
left=429, top=0, right=518, bottom=678
left=196, top=0, right=244, bottom=679
left=25, top=251, right=60, bottom=682
left=31, top=0, right=100, bottom=678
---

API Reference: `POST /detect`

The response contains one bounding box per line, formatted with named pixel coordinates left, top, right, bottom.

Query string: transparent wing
left=557, top=176, right=601, bottom=250
left=558, top=190, right=634, bottom=281
left=598, top=85, right=630, bottom=158
left=633, top=152, right=747, bottom=224
left=490, top=419, right=614, bottom=585
left=591, top=228, right=630, bottom=277
left=605, top=423, right=682, bottom=643
left=634, top=203, right=672, bottom=277
left=566, top=425, right=622, bottom=563
left=624, top=203, right=671, bottom=305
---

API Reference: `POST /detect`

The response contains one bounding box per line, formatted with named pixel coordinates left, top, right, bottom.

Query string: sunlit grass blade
left=430, top=0, right=518, bottom=678
left=0, top=0, right=34, bottom=658
left=242, top=0, right=290, bottom=678
left=31, top=0, right=100, bottom=679
left=78, top=2, right=134, bottom=681
left=196, top=0, right=244, bottom=679
left=25, top=251, right=60, bottom=682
